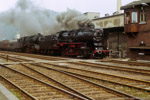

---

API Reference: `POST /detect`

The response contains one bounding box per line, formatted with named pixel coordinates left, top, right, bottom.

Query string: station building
left=84, top=0, right=127, bottom=58
left=84, top=0, right=150, bottom=60
left=92, top=13, right=127, bottom=58
left=121, top=0, right=150, bottom=60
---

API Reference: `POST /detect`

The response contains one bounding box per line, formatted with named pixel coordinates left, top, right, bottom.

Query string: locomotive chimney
left=117, top=0, right=122, bottom=14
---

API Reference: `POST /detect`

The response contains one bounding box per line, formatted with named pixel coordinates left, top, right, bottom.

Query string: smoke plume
left=57, top=9, right=94, bottom=30
left=0, top=0, right=93, bottom=41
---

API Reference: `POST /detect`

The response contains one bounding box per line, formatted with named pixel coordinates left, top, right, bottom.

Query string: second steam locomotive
left=0, top=29, right=110, bottom=58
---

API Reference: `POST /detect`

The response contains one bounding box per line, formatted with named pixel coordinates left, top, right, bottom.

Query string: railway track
left=2, top=53, right=149, bottom=77
left=10, top=63, right=93, bottom=99
left=101, top=60, right=150, bottom=67
left=0, top=51, right=150, bottom=67
left=0, top=51, right=68, bottom=61
left=27, top=63, right=142, bottom=99
left=1, top=63, right=141, bottom=100
left=69, top=61, right=150, bottom=76
left=0, top=54, right=33, bottom=62
left=0, top=51, right=149, bottom=99
left=0, top=64, right=87, bottom=100
left=41, top=62, right=150, bottom=99
left=0, top=55, right=20, bottom=62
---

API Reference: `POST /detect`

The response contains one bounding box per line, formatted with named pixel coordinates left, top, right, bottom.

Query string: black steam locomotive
left=0, top=29, right=110, bottom=58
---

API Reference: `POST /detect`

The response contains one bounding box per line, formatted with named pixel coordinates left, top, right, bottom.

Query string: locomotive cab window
left=132, top=12, right=138, bottom=23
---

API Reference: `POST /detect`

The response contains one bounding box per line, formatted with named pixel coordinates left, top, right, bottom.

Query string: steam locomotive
left=0, top=29, right=110, bottom=58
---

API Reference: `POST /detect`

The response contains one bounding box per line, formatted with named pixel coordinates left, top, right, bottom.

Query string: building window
left=140, top=8, right=146, bottom=23
left=132, top=12, right=138, bottom=23
left=125, top=12, right=130, bottom=24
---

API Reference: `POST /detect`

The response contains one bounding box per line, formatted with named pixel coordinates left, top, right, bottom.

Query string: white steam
left=0, top=0, right=93, bottom=41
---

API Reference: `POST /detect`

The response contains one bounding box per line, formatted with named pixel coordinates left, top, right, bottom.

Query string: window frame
left=139, top=7, right=146, bottom=24
left=125, top=12, right=130, bottom=24
left=132, top=12, right=138, bottom=23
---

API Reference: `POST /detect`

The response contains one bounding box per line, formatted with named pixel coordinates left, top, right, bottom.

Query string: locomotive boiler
left=57, top=29, right=109, bottom=58
left=18, top=33, right=43, bottom=53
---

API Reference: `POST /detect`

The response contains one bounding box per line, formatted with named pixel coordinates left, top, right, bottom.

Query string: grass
left=10, top=89, right=21, bottom=100
left=128, top=58, right=131, bottom=62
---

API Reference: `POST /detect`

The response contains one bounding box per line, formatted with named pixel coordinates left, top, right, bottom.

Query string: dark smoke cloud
left=0, top=0, right=93, bottom=41
left=57, top=9, right=94, bottom=30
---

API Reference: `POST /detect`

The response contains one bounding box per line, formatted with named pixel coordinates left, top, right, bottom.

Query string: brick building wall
left=125, top=6, right=150, bottom=60
left=128, top=31, right=150, bottom=60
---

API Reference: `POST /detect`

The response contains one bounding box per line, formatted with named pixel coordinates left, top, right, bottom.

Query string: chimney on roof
left=117, top=0, right=122, bottom=14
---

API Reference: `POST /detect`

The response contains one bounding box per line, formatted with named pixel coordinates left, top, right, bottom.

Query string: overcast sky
left=0, top=0, right=135, bottom=16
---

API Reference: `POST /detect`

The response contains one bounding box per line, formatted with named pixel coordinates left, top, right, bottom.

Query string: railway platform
left=0, top=83, right=19, bottom=100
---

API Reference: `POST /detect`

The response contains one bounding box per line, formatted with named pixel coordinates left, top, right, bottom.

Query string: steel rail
left=0, top=55, right=19, bottom=62
left=31, top=63, right=141, bottom=100
left=44, top=63, right=150, bottom=91
left=0, top=74, right=37, bottom=100
left=102, top=60, right=150, bottom=67
left=20, top=63, right=92, bottom=100
left=0, top=64, right=88, bottom=100
left=70, top=61, right=150, bottom=76
left=49, top=65, right=150, bottom=92
left=0, top=51, right=66, bottom=61
left=80, top=61, right=150, bottom=73
left=0, top=54, right=32, bottom=62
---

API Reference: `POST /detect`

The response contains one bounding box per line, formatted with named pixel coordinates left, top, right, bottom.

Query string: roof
left=121, top=0, right=150, bottom=10
left=84, top=12, right=100, bottom=14
left=92, top=13, right=124, bottom=21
